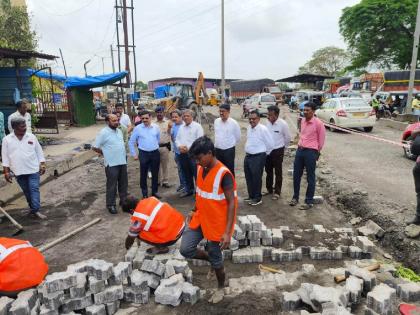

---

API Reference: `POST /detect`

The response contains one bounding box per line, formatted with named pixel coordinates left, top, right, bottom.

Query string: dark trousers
left=293, top=147, right=318, bottom=204
left=244, top=152, right=266, bottom=201
left=105, top=164, right=128, bottom=207
left=16, top=173, right=40, bottom=213
left=413, top=163, right=420, bottom=219
left=139, top=149, right=160, bottom=197
left=265, top=147, right=285, bottom=195
left=216, top=147, right=235, bottom=176
left=179, top=153, right=197, bottom=194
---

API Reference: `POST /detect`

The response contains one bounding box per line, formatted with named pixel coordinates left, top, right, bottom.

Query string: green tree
left=339, top=0, right=418, bottom=70
left=0, top=0, right=37, bottom=66
left=135, top=80, right=148, bottom=91
left=298, top=46, right=349, bottom=76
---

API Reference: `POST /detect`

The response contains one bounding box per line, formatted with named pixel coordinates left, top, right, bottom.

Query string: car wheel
left=364, top=127, right=373, bottom=132
left=404, top=135, right=418, bottom=161
left=329, top=118, right=337, bottom=132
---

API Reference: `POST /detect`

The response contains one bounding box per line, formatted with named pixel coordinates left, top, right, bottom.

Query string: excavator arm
left=194, top=72, right=207, bottom=105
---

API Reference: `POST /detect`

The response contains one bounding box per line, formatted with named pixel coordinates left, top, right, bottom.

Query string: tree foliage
left=135, top=80, right=148, bottom=91
left=298, top=46, right=349, bottom=77
left=0, top=0, right=37, bottom=66
left=339, top=0, right=418, bottom=70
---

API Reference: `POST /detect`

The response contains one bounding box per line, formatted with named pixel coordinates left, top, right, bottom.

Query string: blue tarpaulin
left=28, top=69, right=128, bottom=89
left=154, top=85, right=169, bottom=99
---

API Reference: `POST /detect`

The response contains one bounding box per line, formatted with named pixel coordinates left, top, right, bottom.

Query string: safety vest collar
left=0, top=241, right=32, bottom=263
left=132, top=201, right=164, bottom=231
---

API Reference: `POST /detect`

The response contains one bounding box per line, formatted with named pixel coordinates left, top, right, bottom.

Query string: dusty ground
left=1, top=105, right=419, bottom=314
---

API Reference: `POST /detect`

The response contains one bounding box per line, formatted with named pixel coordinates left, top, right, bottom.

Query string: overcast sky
left=27, top=0, right=359, bottom=82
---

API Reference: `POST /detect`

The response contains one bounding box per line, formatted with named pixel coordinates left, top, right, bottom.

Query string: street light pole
left=221, top=0, right=225, bottom=100
left=84, top=59, right=91, bottom=77
left=406, top=0, right=420, bottom=114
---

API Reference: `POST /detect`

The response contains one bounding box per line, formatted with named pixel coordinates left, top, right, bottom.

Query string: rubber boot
left=214, top=266, right=226, bottom=288
left=194, top=248, right=210, bottom=261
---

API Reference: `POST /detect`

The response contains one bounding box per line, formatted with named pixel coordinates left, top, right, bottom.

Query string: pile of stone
left=0, top=243, right=200, bottom=315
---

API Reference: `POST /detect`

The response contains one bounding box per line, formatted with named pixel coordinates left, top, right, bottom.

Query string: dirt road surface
left=1, top=104, right=419, bottom=314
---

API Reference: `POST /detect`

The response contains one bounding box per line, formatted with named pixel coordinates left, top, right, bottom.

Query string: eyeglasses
left=248, top=117, right=258, bottom=121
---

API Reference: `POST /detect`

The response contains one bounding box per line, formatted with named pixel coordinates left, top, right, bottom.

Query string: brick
left=345, top=265, right=377, bottom=293
left=128, top=270, right=149, bottom=292
left=38, top=305, right=58, bottom=315
left=140, top=259, right=165, bottom=276
left=86, top=259, right=114, bottom=280
left=44, top=272, right=78, bottom=293
left=61, top=295, right=93, bottom=313
left=261, top=228, right=272, bottom=239
left=237, top=216, right=251, bottom=232
left=261, top=237, right=272, bottom=246
left=309, top=247, right=342, bottom=260
left=132, top=251, right=146, bottom=269
left=271, top=229, right=283, bottom=246
left=123, top=287, right=149, bottom=304
left=229, top=237, right=239, bottom=250
left=250, top=247, right=263, bottom=263
left=85, top=304, right=106, bottom=315
left=163, top=264, right=176, bottom=278
left=0, top=297, right=14, bottom=315
left=367, top=283, right=396, bottom=315
left=247, top=231, right=261, bottom=240
left=132, top=271, right=160, bottom=289
left=166, top=259, right=188, bottom=274
left=88, top=277, right=106, bottom=294
left=232, top=224, right=245, bottom=240
left=356, top=236, right=375, bottom=253
left=93, top=285, right=123, bottom=304
left=9, top=289, right=38, bottom=315
left=154, top=274, right=184, bottom=306
left=238, top=239, right=248, bottom=246
left=247, top=215, right=262, bottom=231
left=348, top=246, right=362, bottom=259
left=249, top=239, right=261, bottom=247
left=272, top=248, right=302, bottom=262
left=66, top=261, right=91, bottom=273
left=281, top=291, right=301, bottom=312
left=124, top=245, right=138, bottom=262
left=232, top=248, right=253, bottom=264
left=358, top=220, right=385, bottom=238
left=321, top=302, right=352, bottom=315
left=41, top=290, right=64, bottom=310
left=69, top=273, right=87, bottom=298
left=181, top=282, right=200, bottom=305
left=346, top=275, right=363, bottom=303
left=313, top=225, right=326, bottom=233
left=105, top=300, right=120, bottom=315
left=397, top=282, right=420, bottom=302
left=108, top=262, right=132, bottom=285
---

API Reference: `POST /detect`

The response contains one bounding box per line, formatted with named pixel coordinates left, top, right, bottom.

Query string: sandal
left=289, top=198, right=298, bottom=206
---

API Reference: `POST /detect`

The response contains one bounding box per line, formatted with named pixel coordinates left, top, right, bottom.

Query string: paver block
left=163, top=264, right=176, bottom=278
left=281, top=291, right=301, bottom=312
left=247, top=231, right=261, bottom=240
left=44, top=272, right=78, bottom=293
left=123, top=287, right=149, bottom=304
left=9, top=289, right=38, bottom=315
left=345, top=265, right=377, bottom=293
left=184, top=267, right=193, bottom=283
left=108, top=262, right=132, bottom=285
left=363, top=306, right=381, bottom=315
left=233, top=224, right=246, bottom=240
left=93, top=285, right=123, bottom=304
left=69, top=273, right=87, bottom=298
left=38, top=305, right=58, bottom=315
left=310, top=247, right=342, bottom=260
left=132, top=271, right=160, bottom=289
left=222, top=249, right=232, bottom=260
left=397, top=282, right=420, bottom=302
left=334, top=227, right=353, bottom=234
left=61, top=295, right=93, bottom=313
left=154, top=284, right=183, bottom=306
left=367, top=283, right=396, bottom=315
left=271, top=248, right=302, bottom=262
left=86, top=259, right=114, bottom=280
left=247, top=215, right=262, bottom=231
left=232, top=248, right=253, bottom=264
left=181, top=282, right=200, bottom=305
left=229, top=237, right=239, bottom=250
left=346, top=275, right=364, bottom=303
left=124, top=245, right=138, bottom=262
left=313, top=224, right=326, bottom=233
left=261, top=237, right=272, bottom=246
left=132, top=250, right=146, bottom=269
left=85, top=304, right=106, bottom=315
left=41, top=290, right=64, bottom=310
left=140, top=259, right=165, bottom=276
left=237, top=216, right=251, bottom=232
left=0, top=297, right=14, bottom=315
left=88, top=277, right=106, bottom=294
left=166, top=259, right=188, bottom=274
left=105, top=300, right=120, bottom=315
left=249, top=239, right=261, bottom=247
left=128, top=270, right=149, bottom=292
left=301, top=264, right=316, bottom=275
left=321, top=302, right=352, bottom=315
left=358, top=220, right=385, bottom=238
left=356, top=236, right=375, bottom=253
left=261, top=228, right=272, bottom=239
left=348, top=246, right=362, bottom=259
left=272, top=229, right=284, bottom=246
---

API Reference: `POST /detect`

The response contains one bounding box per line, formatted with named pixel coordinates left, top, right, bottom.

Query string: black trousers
left=244, top=152, right=266, bottom=201
left=179, top=153, right=197, bottom=194
left=105, top=164, right=128, bottom=207
left=216, top=147, right=236, bottom=176
left=139, top=149, right=160, bottom=197
left=265, top=147, right=285, bottom=195
left=413, top=163, right=420, bottom=219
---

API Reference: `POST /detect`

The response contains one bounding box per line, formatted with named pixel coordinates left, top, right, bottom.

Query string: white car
left=248, top=93, right=277, bottom=116
left=315, top=97, right=376, bottom=132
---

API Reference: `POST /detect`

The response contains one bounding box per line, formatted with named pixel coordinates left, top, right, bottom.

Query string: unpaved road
left=1, top=104, right=419, bottom=314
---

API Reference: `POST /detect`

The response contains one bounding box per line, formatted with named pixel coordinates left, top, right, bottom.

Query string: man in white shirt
left=2, top=117, right=46, bottom=219
left=264, top=105, right=291, bottom=200
left=244, top=110, right=274, bottom=206
left=175, top=109, right=204, bottom=197
left=115, top=103, right=133, bottom=133
left=8, top=100, right=31, bottom=133
left=214, top=104, right=241, bottom=176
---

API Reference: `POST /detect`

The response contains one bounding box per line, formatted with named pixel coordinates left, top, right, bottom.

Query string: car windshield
left=341, top=99, right=368, bottom=108
left=261, top=95, right=276, bottom=102
left=168, top=86, right=182, bottom=97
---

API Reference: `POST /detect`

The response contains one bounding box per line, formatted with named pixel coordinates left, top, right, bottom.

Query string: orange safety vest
left=131, top=197, right=185, bottom=244
left=189, top=161, right=238, bottom=242
left=0, top=237, right=48, bottom=292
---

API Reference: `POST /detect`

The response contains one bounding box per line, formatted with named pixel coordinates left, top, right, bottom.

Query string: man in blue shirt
left=93, top=114, right=128, bottom=214
left=170, top=109, right=186, bottom=192
left=129, top=110, right=161, bottom=199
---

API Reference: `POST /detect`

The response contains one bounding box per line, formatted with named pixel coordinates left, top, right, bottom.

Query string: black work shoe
left=289, top=198, right=298, bottom=206
left=249, top=199, right=262, bottom=206
left=108, top=206, right=117, bottom=214
left=243, top=197, right=252, bottom=202
left=407, top=217, right=420, bottom=226
left=179, top=191, right=193, bottom=198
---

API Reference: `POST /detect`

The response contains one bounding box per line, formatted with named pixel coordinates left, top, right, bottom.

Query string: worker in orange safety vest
left=180, top=136, right=237, bottom=288
left=0, top=237, right=48, bottom=297
left=122, top=196, right=185, bottom=255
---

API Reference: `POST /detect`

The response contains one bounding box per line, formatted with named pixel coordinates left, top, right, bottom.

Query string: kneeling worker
left=0, top=237, right=48, bottom=297
left=123, top=196, right=185, bottom=254
left=180, top=136, right=237, bottom=288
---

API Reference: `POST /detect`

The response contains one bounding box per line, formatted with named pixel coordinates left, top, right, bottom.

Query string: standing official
left=214, top=104, right=241, bottom=176
left=175, top=109, right=203, bottom=197
left=155, top=106, right=172, bottom=188
left=115, top=102, right=133, bottom=133
left=129, top=111, right=161, bottom=199
left=93, top=114, right=128, bottom=214
left=170, top=110, right=186, bottom=192
left=8, top=100, right=31, bottom=133
left=2, top=117, right=46, bottom=219
left=264, top=105, right=291, bottom=200
left=290, top=102, right=326, bottom=210
left=244, top=110, right=273, bottom=206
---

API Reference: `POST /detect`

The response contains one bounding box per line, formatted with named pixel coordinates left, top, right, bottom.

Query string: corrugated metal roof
left=0, top=47, right=58, bottom=60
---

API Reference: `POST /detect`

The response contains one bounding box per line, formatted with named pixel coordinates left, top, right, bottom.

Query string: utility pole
left=221, top=0, right=225, bottom=100
left=407, top=0, right=420, bottom=114
left=122, top=0, right=132, bottom=114
left=110, top=45, right=115, bottom=72
left=130, top=0, right=138, bottom=91
left=59, top=48, right=68, bottom=78
left=115, top=0, right=123, bottom=104
left=84, top=59, right=91, bottom=77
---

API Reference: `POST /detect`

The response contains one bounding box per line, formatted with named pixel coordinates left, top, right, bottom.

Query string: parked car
left=338, top=91, right=363, bottom=98
left=244, top=93, right=277, bottom=116
left=315, top=97, right=376, bottom=132
left=296, top=91, right=324, bottom=109
left=241, top=98, right=253, bottom=117
left=401, top=122, right=420, bottom=160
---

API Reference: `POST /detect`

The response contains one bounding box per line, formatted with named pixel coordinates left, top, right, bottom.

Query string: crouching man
left=123, top=196, right=185, bottom=255
left=180, top=136, right=237, bottom=288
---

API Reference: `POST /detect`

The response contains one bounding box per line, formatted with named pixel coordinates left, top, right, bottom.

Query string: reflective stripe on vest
left=196, top=166, right=237, bottom=201
left=0, top=242, right=32, bottom=263
left=132, top=201, right=164, bottom=231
